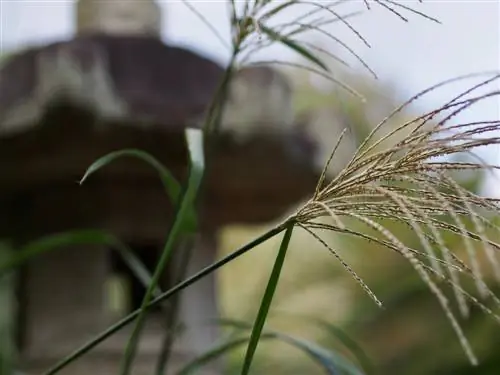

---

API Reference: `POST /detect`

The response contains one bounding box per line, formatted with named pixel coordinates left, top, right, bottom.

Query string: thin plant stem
left=44, top=223, right=286, bottom=375
left=155, top=237, right=195, bottom=375
left=241, top=223, right=295, bottom=375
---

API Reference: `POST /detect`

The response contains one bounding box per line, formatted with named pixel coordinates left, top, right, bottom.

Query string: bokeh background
left=1, top=1, right=499, bottom=374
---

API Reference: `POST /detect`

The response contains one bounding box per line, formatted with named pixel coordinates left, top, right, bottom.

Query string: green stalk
left=119, top=194, right=190, bottom=374
left=241, top=223, right=294, bottom=375
left=119, top=129, right=205, bottom=375
left=45, top=223, right=286, bottom=375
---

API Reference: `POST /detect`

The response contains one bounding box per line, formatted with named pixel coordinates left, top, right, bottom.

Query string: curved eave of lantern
left=0, top=34, right=320, bottom=232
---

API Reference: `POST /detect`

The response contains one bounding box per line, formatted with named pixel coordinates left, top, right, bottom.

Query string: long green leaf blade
left=241, top=224, right=294, bottom=375
left=0, top=230, right=112, bottom=276
left=0, top=230, right=162, bottom=298
left=177, top=331, right=341, bottom=375
left=313, top=318, right=374, bottom=374
left=273, top=314, right=375, bottom=374
left=275, top=331, right=363, bottom=375
left=114, top=243, right=163, bottom=299
left=217, top=319, right=366, bottom=375
left=79, top=148, right=197, bottom=231
left=259, top=0, right=299, bottom=21
left=259, top=24, right=329, bottom=72
left=80, top=149, right=180, bottom=201
left=177, top=335, right=261, bottom=375
left=119, top=128, right=205, bottom=375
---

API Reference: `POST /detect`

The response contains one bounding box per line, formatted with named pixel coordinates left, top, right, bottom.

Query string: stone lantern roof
left=0, top=32, right=320, bottom=231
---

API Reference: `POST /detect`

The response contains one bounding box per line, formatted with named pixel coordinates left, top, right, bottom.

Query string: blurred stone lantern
left=0, top=1, right=320, bottom=374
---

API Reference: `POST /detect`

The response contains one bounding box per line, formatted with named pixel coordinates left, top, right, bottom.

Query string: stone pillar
left=171, top=232, right=221, bottom=374
left=21, top=245, right=108, bottom=358
left=75, top=0, right=162, bottom=37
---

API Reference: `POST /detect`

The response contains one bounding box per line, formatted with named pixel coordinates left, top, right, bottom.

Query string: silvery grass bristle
left=290, top=73, right=500, bottom=366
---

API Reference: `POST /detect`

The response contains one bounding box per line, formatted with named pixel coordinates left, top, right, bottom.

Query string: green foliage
left=77, top=129, right=206, bottom=375
left=241, top=224, right=294, bottom=374
left=44, top=224, right=288, bottom=375
left=80, top=148, right=197, bottom=231
left=225, top=319, right=365, bottom=375
left=178, top=323, right=365, bottom=375
left=259, top=24, right=330, bottom=72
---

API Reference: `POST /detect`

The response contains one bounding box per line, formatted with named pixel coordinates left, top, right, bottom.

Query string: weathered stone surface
left=0, top=34, right=224, bottom=135
left=0, top=34, right=320, bottom=225
left=21, top=244, right=108, bottom=358
left=0, top=35, right=311, bottom=148
left=221, top=66, right=295, bottom=142
left=0, top=124, right=318, bottom=228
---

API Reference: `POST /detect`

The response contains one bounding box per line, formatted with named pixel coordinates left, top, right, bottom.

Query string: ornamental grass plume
left=292, top=73, right=500, bottom=365
left=215, top=0, right=500, bottom=367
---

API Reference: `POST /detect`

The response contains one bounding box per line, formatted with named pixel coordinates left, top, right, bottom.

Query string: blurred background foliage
left=217, top=63, right=500, bottom=375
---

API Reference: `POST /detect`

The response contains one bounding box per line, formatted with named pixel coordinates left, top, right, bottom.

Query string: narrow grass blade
left=180, top=0, right=230, bottom=50
left=114, top=243, right=163, bottom=299
left=119, top=128, right=205, bottom=375
left=176, top=334, right=267, bottom=375
left=313, top=318, right=374, bottom=374
left=0, top=230, right=114, bottom=276
left=177, top=332, right=341, bottom=375
left=259, top=0, right=299, bottom=20
left=259, top=24, right=329, bottom=72
left=155, top=237, right=195, bottom=375
left=79, top=148, right=197, bottom=232
left=269, top=313, right=374, bottom=374
left=265, top=331, right=363, bottom=375
left=80, top=149, right=180, bottom=200
left=0, top=230, right=162, bottom=299
left=219, top=319, right=365, bottom=375
left=241, top=224, right=294, bottom=375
